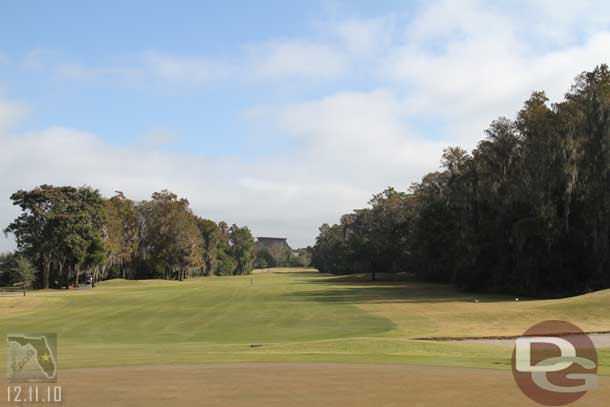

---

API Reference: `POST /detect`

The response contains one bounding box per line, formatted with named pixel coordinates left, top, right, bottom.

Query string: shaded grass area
left=291, top=273, right=610, bottom=339
left=0, top=268, right=608, bottom=375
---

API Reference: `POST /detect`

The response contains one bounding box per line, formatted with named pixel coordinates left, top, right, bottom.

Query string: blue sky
left=0, top=1, right=404, bottom=155
left=1, top=1, right=610, bottom=250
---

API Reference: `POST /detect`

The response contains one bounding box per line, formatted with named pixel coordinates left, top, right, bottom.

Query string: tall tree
left=228, top=225, right=256, bottom=275
left=196, top=218, right=221, bottom=275
left=139, top=190, right=203, bottom=280
left=4, top=185, right=106, bottom=288
left=104, top=192, right=140, bottom=280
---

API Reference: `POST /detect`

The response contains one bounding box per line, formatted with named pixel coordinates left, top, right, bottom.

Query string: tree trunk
left=75, top=264, right=81, bottom=287
left=58, top=261, right=67, bottom=289
left=43, top=257, right=51, bottom=289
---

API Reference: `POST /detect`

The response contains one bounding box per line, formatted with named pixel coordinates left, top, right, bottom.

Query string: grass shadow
left=285, top=273, right=517, bottom=305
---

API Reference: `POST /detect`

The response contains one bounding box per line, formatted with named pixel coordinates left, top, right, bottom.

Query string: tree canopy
left=4, top=187, right=257, bottom=288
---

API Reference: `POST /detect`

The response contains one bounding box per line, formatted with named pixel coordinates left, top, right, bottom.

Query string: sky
left=1, top=0, right=610, bottom=250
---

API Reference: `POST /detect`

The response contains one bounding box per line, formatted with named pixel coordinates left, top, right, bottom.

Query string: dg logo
left=512, top=321, right=598, bottom=406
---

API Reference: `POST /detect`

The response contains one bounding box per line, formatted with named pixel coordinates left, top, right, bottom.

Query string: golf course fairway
left=1, top=268, right=608, bottom=374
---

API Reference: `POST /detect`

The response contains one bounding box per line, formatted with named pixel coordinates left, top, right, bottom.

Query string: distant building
left=256, top=237, right=292, bottom=266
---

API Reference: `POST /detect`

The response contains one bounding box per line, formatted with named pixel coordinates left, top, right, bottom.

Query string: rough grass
left=0, top=268, right=608, bottom=374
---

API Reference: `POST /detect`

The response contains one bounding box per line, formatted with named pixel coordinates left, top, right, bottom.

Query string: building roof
left=257, top=237, right=292, bottom=251
left=257, top=237, right=288, bottom=242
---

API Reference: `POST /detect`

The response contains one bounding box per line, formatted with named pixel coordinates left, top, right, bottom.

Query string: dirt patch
left=418, top=332, right=610, bottom=348
left=2, top=363, right=608, bottom=407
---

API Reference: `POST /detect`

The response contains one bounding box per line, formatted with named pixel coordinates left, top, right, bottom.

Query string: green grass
left=0, top=269, right=608, bottom=374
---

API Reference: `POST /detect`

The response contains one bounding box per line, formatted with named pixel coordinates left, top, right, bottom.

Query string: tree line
left=2, top=186, right=256, bottom=288
left=312, top=64, right=610, bottom=297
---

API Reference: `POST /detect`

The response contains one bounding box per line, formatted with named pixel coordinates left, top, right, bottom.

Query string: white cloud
left=55, top=63, right=140, bottom=81
left=22, top=48, right=58, bottom=70
left=140, top=129, right=177, bottom=145
left=17, top=32, right=359, bottom=86
left=272, top=90, right=441, bottom=173
left=143, top=51, right=231, bottom=85
left=381, top=0, right=610, bottom=148
left=517, top=0, right=610, bottom=46
left=247, top=89, right=447, bottom=207
left=19, top=50, right=226, bottom=85
left=0, top=100, right=27, bottom=133
left=21, top=49, right=144, bottom=83
left=146, top=39, right=350, bottom=83
left=251, top=41, right=347, bottom=80
left=333, top=17, right=395, bottom=57
left=248, top=40, right=348, bottom=80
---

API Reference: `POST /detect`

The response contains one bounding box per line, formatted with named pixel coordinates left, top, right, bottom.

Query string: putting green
left=0, top=269, right=608, bottom=374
